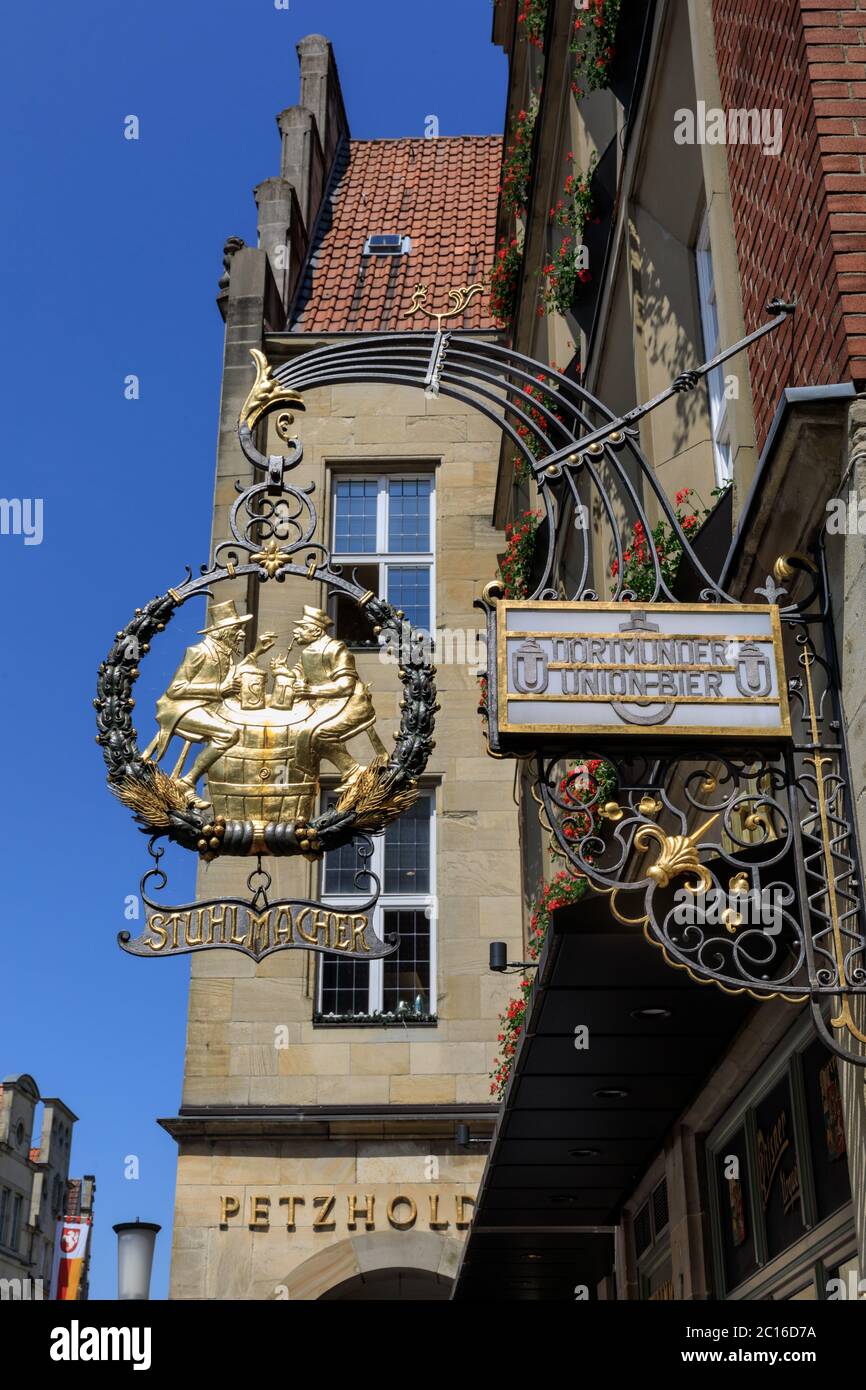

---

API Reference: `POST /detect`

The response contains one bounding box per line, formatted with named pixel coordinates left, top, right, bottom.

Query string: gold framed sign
left=494, top=601, right=790, bottom=742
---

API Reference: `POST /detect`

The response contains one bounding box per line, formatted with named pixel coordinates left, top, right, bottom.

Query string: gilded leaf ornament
left=634, top=814, right=719, bottom=892
left=240, top=348, right=303, bottom=431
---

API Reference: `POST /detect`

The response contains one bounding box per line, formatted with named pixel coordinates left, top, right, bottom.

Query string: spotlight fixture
left=489, top=941, right=539, bottom=973
left=630, top=1006, right=673, bottom=1021
left=455, top=1122, right=490, bottom=1149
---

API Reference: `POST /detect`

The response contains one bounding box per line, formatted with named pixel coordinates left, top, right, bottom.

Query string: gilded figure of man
left=271, top=605, right=382, bottom=790
left=141, top=600, right=268, bottom=800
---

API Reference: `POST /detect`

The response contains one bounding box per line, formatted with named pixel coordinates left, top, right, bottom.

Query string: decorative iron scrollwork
left=520, top=539, right=866, bottom=1062
left=96, top=354, right=437, bottom=863
left=94, top=317, right=866, bottom=1051
left=266, top=317, right=866, bottom=1061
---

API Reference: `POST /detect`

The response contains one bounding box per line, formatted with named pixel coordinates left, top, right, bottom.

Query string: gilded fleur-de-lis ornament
left=634, top=815, right=719, bottom=893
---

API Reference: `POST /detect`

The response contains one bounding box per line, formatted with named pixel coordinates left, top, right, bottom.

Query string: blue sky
left=0, top=0, right=506, bottom=1300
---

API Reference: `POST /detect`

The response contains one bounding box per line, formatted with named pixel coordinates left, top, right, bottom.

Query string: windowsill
left=313, top=1013, right=438, bottom=1029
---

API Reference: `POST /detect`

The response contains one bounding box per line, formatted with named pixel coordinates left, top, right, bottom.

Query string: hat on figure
left=302, top=605, right=333, bottom=629
left=199, top=600, right=255, bottom=634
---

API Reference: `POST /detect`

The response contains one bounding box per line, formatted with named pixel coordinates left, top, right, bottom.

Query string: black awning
left=452, top=889, right=754, bottom=1300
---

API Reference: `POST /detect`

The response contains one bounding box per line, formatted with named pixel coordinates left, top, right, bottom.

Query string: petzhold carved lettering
left=218, top=1192, right=476, bottom=1232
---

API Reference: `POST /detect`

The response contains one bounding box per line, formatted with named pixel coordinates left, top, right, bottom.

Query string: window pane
left=334, top=478, right=378, bottom=553
left=319, top=793, right=374, bottom=1015
left=754, top=1074, right=805, bottom=1261
left=382, top=909, right=430, bottom=1014
left=331, top=562, right=379, bottom=645
left=322, top=795, right=375, bottom=894
left=388, top=477, right=431, bottom=552
left=384, top=796, right=431, bottom=892
left=319, top=956, right=371, bottom=1016
left=323, top=837, right=368, bottom=895
left=801, top=1040, right=851, bottom=1221
left=697, top=245, right=719, bottom=351
left=715, top=435, right=732, bottom=481
left=715, top=1127, right=758, bottom=1293
left=387, top=566, right=430, bottom=631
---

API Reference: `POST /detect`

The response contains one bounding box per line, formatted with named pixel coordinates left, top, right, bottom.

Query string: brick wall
left=712, top=0, right=866, bottom=450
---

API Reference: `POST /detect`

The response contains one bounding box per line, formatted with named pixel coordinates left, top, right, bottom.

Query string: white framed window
left=695, top=214, right=733, bottom=487
left=316, top=791, right=437, bottom=1020
left=330, top=473, right=435, bottom=643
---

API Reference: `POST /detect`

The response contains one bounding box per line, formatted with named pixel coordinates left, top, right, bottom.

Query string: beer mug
left=239, top=669, right=266, bottom=710
left=271, top=672, right=295, bottom=709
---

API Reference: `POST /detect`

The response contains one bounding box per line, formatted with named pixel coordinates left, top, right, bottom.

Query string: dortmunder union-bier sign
left=492, top=601, right=790, bottom=745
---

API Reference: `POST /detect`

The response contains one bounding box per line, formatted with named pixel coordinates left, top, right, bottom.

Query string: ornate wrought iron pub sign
left=96, top=301, right=866, bottom=1066
left=96, top=354, right=436, bottom=963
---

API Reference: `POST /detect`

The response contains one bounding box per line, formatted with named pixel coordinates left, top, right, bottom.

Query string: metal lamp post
left=113, top=1219, right=161, bottom=1300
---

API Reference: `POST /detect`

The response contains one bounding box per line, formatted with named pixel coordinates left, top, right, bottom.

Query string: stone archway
left=319, top=1267, right=451, bottom=1301
left=277, top=1230, right=463, bottom=1301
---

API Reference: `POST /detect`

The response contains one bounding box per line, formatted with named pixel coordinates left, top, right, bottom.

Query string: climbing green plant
left=498, top=509, right=543, bottom=598
left=517, top=0, right=548, bottom=49
left=499, top=97, right=539, bottom=217
left=488, top=235, right=523, bottom=328
left=611, top=485, right=730, bottom=599
left=570, top=0, right=622, bottom=99
left=542, top=153, right=598, bottom=316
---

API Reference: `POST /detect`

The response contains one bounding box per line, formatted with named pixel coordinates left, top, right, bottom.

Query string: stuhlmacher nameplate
left=495, top=601, right=790, bottom=741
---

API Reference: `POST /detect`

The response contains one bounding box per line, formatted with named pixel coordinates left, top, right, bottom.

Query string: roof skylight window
left=363, top=234, right=411, bottom=256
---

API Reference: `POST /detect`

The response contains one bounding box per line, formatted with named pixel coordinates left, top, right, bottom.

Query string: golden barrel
left=206, top=699, right=319, bottom=828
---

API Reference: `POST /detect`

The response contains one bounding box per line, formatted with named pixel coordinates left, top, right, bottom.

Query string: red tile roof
left=289, top=137, right=503, bottom=333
